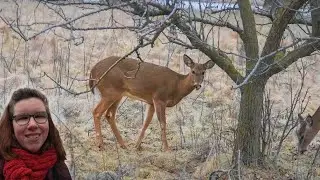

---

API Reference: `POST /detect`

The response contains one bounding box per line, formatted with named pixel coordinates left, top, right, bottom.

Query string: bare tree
left=1, top=0, right=319, bottom=166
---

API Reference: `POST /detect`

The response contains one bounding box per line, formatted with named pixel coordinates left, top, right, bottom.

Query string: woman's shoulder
left=53, top=161, right=72, bottom=180
left=0, top=155, right=4, bottom=168
left=46, top=161, right=72, bottom=180
left=0, top=155, right=4, bottom=179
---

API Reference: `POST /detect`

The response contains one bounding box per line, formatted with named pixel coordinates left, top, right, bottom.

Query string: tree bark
left=311, top=0, right=320, bottom=37
left=232, top=0, right=264, bottom=165
left=234, top=79, right=266, bottom=165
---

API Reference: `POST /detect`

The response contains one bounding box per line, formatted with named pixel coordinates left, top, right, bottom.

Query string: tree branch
left=4, top=2, right=133, bottom=41
left=266, top=39, right=320, bottom=77
left=190, top=17, right=243, bottom=34
left=174, top=18, right=243, bottom=83
left=261, top=0, right=308, bottom=58
left=252, top=9, right=312, bottom=26
left=238, top=0, right=259, bottom=75
left=233, top=39, right=302, bottom=89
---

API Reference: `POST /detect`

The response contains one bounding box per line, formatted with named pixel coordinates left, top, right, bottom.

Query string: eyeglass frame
left=12, top=111, right=49, bottom=126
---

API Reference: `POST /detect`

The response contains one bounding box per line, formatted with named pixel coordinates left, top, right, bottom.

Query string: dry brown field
left=0, top=1, right=320, bottom=179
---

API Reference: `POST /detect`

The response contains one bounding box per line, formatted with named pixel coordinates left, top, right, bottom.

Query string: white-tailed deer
left=89, top=54, right=215, bottom=151
left=296, top=106, right=320, bottom=154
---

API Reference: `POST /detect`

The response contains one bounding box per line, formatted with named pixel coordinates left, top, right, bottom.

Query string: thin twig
left=237, top=150, right=241, bottom=180
left=233, top=39, right=301, bottom=89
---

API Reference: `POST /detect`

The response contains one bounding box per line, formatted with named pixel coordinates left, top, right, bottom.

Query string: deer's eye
left=202, top=72, right=205, bottom=75
left=192, top=71, right=195, bottom=74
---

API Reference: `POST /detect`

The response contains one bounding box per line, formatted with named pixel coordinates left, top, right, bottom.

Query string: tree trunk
left=311, top=0, right=320, bottom=37
left=233, top=79, right=267, bottom=165
left=234, top=0, right=263, bottom=166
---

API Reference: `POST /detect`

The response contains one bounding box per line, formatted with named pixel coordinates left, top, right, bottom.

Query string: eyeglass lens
left=13, top=112, right=48, bottom=125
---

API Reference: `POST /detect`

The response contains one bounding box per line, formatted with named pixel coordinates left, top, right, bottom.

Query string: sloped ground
left=0, top=1, right=320, bottom=179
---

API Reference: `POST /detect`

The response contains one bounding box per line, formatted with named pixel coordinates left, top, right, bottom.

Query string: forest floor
left=0, top=1, right=320, bottom=179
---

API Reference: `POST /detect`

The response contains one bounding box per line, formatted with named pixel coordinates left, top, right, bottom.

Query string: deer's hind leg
left=93, top=99, right=110, bottom=150
left=105, top=98, right=127, bottom=149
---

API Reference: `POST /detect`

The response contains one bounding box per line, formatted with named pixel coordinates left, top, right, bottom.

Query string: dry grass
left=1, top=1, right=320, bottom=179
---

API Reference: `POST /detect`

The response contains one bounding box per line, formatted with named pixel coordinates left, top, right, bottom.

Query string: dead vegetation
left=0, top=1, right=320, bottom=179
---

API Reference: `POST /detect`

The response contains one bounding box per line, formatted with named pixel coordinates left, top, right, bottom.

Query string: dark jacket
left=0, top=156, right=72, bottom=180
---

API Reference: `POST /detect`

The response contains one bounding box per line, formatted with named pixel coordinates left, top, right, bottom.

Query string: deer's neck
left=166, top=74, right=195, bottom=107
left=176, top=74, right=195, bottom=98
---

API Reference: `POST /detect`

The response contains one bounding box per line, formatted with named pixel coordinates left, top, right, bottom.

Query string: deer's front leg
left=136, top=104, right=155, bottom=150
left=153, top=99, right=169, bottom=151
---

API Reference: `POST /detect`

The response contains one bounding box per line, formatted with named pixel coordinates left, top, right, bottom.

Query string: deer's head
left=183, top=54, right=215, bottom=90
left=296, top=114, right=316, bottom=154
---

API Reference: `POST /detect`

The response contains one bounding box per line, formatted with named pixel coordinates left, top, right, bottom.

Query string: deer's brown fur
left=297, top=106, right=320, bottom=153
left=89, top=54, right=215, bottom=151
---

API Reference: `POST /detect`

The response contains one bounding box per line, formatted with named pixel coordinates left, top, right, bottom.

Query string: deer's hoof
left=163, top=147, right=172, bottom=152
left=98, top=144, right=105, bottom=151
left=120, top=144, right=128, bottom=149
left=135, top=145, right=143, bottom=151
left=97, top=140, right=105, bottom=151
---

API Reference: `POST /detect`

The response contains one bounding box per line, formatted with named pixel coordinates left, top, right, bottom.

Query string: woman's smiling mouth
left=25, top=133, right=40, bottom=139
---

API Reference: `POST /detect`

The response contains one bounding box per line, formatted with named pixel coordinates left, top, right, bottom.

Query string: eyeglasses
left=13, top=112, right=48, bottom=126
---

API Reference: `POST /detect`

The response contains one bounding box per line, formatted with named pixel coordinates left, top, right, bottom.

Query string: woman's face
left=12, top=98, right=49, bottom=153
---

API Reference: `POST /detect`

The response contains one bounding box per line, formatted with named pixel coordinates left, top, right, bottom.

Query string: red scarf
left=3, top=148, right=57, bottom=180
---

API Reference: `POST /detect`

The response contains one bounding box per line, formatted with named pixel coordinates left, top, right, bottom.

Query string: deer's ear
left=183, top=54, right=195, bottom=68
left=306, top=115, right=313, bottom=126
left=204, top=60, right=215, bottom=69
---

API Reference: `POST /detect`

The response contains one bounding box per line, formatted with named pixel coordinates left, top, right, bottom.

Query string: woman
left=0, top=88, right=72, bottom=180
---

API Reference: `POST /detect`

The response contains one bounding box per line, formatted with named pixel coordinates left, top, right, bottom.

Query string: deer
left=296, top=106, right=320, bottom=154
left=89, top=54, right=215, bottom=151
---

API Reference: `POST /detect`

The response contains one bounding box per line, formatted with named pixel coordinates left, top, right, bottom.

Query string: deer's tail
left=89, top=72, right=95, bottom=94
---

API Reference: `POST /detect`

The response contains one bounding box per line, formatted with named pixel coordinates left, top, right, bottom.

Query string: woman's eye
left=16, top=115, right=29, bottom=121
left=35, top=115, right=46, bottom=119
left=34, top=112, right=48, bottom=119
